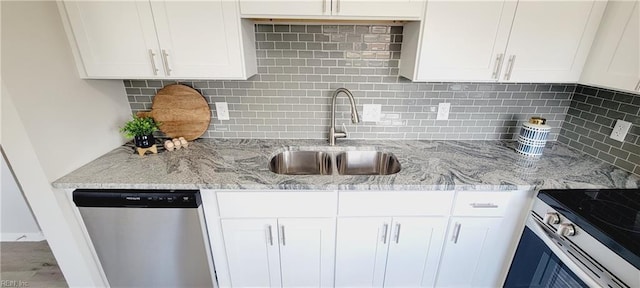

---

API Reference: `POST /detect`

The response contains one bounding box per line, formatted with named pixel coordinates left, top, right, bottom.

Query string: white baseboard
left=1, top=232, right=45, bottom=242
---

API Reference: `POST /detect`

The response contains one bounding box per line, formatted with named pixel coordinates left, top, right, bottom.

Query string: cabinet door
left=61, top=1, right=162, bottom=78
left=502, top=0, right=606, bottom=82
left=580, top=1, right=640, bottom=92
left=277, top=218, right=335, bottom=288
left=410, top=1, right=516, bottom=81
left=384, top=217, right=447, bottom=288
left=239, top=0, right=329, bottom=17
left=436, top=217, right=506, bottom=287
left=335, top=0, right=424, bottom=19
left=334, top=217, right=390, bottom=287
left=151, top=1, right=248, bottom=79
left=221, top=219, right=281, bottom=288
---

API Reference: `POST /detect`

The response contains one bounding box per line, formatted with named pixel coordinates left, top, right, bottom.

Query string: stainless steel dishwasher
left=73, top=189, right=216, bottom=288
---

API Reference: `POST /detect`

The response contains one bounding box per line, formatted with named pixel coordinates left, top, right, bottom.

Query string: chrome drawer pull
left=394, top=223, right=401, bottom=244
left=148, top=49, right=159, bottom=76
left=161, top=49, right=172, bottom=76
left=266, top=225, right=273, bottom=246
left=280, top=225, right=286, bottom=246
left=470, top=203, right=499, bottom=208
left=381, top=223, right=389, bottom=243
left=492, top=53, right=503, bottom=79
left=504, top=55, right=516, bottom=80
left=451, top=223, right=461, bottom=243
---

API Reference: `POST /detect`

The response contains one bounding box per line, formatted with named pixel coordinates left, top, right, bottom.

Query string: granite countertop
left=52, top=139, right=640, bottom=191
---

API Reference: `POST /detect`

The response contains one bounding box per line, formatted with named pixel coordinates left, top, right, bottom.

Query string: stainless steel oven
left=505, top=189, right=639, bottom=288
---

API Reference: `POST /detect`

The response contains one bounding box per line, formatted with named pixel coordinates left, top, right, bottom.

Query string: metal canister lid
left=529, top=117, right=546, bottom=125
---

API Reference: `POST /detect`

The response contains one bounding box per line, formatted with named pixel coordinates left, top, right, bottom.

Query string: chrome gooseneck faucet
left=329, top=88, right=360, bottom=146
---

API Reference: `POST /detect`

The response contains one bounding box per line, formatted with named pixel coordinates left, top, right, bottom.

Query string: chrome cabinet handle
left=161, top=49, right=172, bottom=76
left=381, top=223, right=389, bottom=244
left=394, top=223, right=401, bottom=244
left=451, top=223, right=461, bottom=244
left=470, top=202, right=499, bottom=208
left=504, top=55, right=516, bottom=81
left=635, top=79, right=640, bottom=91
left=148, top=49, right=159, bottom=76
left=266, top=225, right=273, bottom=246
left=336, top=0, right=340, bottom=13
left=492, top=53, right=503, bottom=80
left=280, top=225, right=286, bottom=246
left=322, top=0, right=326, bottom=13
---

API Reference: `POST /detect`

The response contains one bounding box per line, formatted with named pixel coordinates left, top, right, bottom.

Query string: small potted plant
left=120, top=115, right=160, bottom=148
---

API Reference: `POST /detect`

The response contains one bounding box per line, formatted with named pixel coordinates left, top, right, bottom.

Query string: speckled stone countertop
left=52, top=139, right=639, bottom=191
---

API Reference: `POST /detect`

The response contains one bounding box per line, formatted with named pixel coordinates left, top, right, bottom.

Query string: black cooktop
left=538, top=188, right=640, bottom=270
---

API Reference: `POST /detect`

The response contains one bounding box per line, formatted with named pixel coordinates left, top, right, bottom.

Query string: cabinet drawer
left=217, top=191, right=336, bottom=217
left=338, top=191, right=454, bottom=216
left=453, top=191, right=511, bottom=217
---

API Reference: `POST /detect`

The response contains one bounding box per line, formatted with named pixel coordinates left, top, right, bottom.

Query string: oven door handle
left=528, top=218, right=602, bottom=288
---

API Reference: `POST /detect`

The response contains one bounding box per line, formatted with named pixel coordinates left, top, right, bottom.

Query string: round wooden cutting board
left=137, top=84, right=210, bottom=141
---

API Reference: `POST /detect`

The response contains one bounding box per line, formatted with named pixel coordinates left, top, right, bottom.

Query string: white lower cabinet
left=278, top=218, right=335, bottom=287
left=221, top=219, right=280, bottom=288
left=335, top=217, right=447, bottom=287
left=206, top=189, right=530, bottom=288
left=436, top=217, right=507, bottom=287
left=221, top=217, right=335, bottom=288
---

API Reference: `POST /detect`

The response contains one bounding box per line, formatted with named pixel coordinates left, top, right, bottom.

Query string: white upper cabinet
left=333, top=0, right=425, bottom=19
left=59, top=0, right=257, bottom=79
left=240, top=0, right=329, bottom=17
left=239, top=0, right=424, bottom=20
left=401, top=0, right=607, bottom=83
left=60, top=1, right=160, bottom=78
left=150, top=1, right=254, bottom=79
left=406, top=1, right=516, bottom=82
left=580, top=1, right=640, bottom=93
left=503, top=1, right=606, bottom=82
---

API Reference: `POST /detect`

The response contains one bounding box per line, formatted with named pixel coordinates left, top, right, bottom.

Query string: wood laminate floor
left=0, top=241, right=67, bottom=287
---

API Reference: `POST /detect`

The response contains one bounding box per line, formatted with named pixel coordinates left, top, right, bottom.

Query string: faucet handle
left=341, top=123, right=348, bottom=136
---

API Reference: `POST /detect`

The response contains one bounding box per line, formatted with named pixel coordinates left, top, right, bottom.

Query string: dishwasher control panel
left=73, top=189, right=201, bottom=208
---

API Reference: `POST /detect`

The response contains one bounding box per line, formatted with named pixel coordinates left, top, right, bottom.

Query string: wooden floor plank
left=0, top=241, right=68, bottom=288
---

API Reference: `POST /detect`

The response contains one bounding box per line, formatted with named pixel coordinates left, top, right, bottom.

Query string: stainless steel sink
left=269, top=150, right=401, bottom=175
left=268, top=151, right=332, bottom=175
left=336, top=151, right=401, bottom=175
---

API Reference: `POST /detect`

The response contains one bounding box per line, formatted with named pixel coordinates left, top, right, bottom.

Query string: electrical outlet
left=362, top=104, right=382, bottom=122
left=215, top=102, right=230, bottom=120
left=610, top=119, right=631, bottom=142
left=437, top=103, right=451, bottom=120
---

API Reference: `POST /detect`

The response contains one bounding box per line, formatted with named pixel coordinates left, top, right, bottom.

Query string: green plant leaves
left=120, top=115, right=160, bottom=138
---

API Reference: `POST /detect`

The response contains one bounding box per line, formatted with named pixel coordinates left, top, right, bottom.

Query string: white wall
left=1, top=1, right=132, bottom=286
left=1, top=1, right=131, bottom=182
left=1, top=153, right=43, bottom=241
